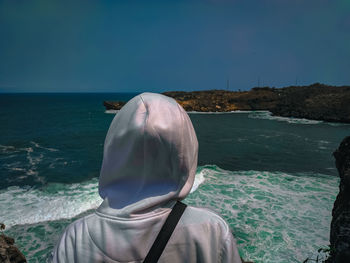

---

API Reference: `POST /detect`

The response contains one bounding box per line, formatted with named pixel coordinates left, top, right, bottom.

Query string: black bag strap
left=143, top=201, right=187, bottom=263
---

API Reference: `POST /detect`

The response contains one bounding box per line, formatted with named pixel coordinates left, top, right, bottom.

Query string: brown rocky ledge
left=0, top=231, right=26, bottom=263
left=104, top=83, right=350, bottom=123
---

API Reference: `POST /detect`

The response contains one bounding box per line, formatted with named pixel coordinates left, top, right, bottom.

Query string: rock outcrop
left=103, top=101, right=126, bottom=110
left=0, top=233, right=26, bottom=263
left=103, top=83, right=350, bottom=123
left=327, top=136, right=350, bottom=262
left=269, top=84, right=350, bottom=123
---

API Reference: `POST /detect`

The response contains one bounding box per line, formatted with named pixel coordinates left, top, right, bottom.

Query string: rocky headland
left=104, top=83, right=350, bottom=123
left=327, top=136, right=350, bottom=262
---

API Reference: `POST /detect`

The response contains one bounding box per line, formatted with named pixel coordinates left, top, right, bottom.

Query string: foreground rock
left=104, top=83, right=350, bottom=123
left=0, top=233, right=26, bottom=263
left=327, top=136, right=350, bottom=262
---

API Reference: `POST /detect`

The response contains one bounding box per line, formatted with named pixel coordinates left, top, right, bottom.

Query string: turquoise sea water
left=1, top=93, right=349, bottom=262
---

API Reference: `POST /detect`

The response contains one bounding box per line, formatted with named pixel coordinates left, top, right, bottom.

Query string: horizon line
left=1, top=82, right=350, bottom=94
left=0, top=91, right=145, bottom=94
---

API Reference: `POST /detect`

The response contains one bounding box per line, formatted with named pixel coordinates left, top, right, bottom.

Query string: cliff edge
left=327, top=137, right=350, bottom=262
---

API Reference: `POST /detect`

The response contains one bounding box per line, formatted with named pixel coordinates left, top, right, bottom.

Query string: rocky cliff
left=104, top=83, right=350, bottom=123
left=327, top=137, right=350, bottom=262
left=0, top=232, right=26, bottom=263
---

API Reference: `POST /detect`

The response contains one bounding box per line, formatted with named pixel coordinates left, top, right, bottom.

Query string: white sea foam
left=0, top=145, right=17, bottom=153
left=185, top=165, right=339, bottom=263
left=105, top=110, right=119, bottom=114
left=30, top=141, right=59, bottom=152
left=1, top=171, right=206, bottom=227
left=2, top=165, right=339, bottom=263
left=0, top=179, right=102, bottom=227
left=190, top=170, right=206, bottom=193
left=248, top=111, right=349, bottom=126
left=248, top=111, right=323, bottom=124
left=328, top=122, right=350, bottom=127
left=318, top=140, right=331, bottom=150
left=1, top=142, right=61, bottom=184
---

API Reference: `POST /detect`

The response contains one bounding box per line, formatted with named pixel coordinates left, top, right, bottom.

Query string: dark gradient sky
left=1, top=0, right=349, bottom=93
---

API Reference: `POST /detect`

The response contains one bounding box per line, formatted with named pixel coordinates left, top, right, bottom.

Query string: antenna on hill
left=258, top=77, right=260, bottom=87
left=227, top=78, right=230, bottom=90
left=295, top=76, right=298, bottom=86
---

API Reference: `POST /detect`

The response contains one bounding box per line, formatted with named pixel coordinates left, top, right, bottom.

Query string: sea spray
left=184, top=165, right=338, bottom=263
left=2, top=169, right=206, bottom=262
left=0, top=179, right=101, bottom=227
left=248, top=111, right=323, bottom=124
left=3, top=166, right=338, bottom=263
left=248, top=111, right=350, bottom=126
left=0, top=169, right=206, bottom=228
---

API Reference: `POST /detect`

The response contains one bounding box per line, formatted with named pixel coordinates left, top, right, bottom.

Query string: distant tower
left=295, top=76, right=298, bottom=86
left=227, top=78, right=230, bottom=90
left=258, top=77, right=260, bottom=87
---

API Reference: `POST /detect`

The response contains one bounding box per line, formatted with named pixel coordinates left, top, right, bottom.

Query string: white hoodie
left=52, top=93, right=242, bottom=263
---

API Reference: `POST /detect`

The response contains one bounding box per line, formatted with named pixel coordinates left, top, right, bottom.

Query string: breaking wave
left=248, top=111, right=323, bottom=124
left=185, top=165, right=338, bottom=263
left=0, top=169, right=206, bottom=227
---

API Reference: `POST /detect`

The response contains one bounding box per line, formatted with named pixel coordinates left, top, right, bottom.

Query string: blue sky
left=0, top=0, right=349, bottom=92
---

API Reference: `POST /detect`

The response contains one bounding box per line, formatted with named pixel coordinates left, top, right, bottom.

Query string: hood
left=98, top=92, right=198, bottom=216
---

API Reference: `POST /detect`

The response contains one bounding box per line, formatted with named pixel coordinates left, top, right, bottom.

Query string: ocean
left=0, top=93, right=349, bottom=263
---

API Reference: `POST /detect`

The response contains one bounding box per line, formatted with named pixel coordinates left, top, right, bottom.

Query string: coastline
left=2, top=93, right=349, bottom=262
left=103, top=83, right=350, bottom=123
left=105, top=109, right=343, bottom=126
